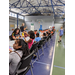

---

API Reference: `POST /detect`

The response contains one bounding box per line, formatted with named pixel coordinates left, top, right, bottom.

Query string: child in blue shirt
left=58, top=27, right=63, bottom=42
left=34, top=33, right=41, bottom=43
left=33, top=33, right=41, bottom=59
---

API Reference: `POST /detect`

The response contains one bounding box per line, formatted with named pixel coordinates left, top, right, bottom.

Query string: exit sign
left=31, top=23, right=34, bottom=25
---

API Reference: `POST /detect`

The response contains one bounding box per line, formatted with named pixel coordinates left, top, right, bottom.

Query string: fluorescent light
left=41, top=13, right=43, bottom=14
left=27, top=0, right=29, bottom=1
left=33, top=8, right=35, bottom=10
left=54, top=7, right=56, bottom=9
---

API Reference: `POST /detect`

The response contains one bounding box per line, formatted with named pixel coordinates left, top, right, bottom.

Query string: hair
left=39, top=30, right=42, bottom=31
left=22, top=23, right=24, bottom=26
left=12, top=28, right=20, bottom=35
left=35, top=30, right=37, bottom=31
left=46, top=32, right=48, bottom=34
left=49, top=30, right=51, bottom=32
left=36, top=33, right=39, bottom=37
left=15, top=39, right=30, bottom=58
left=34, top=30, right=37, bottom=32
left=29, top=30, right=35, bottom=39
left=43, top=33, right=46, bottom=36
left=28, top=31, right=30, bottom=34
left=61, top=26, right=63, bottom=29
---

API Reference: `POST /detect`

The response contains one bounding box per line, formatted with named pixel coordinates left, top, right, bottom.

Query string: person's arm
left=24, top=32, right=29, bottom=36
left=34, top=41, right=36, bottom=43
left=12, top=36, right=16, bottom=40
left=34, top=38, right=36, bottom=43
left=59, top=30, right=60, bottom=35
left=9, top=49, right=12, bottom=53
left=9, top=53, right=13, bottom=63
left=25, top=38, right=32, bottom=43
left=24, top=27, right=27, bottom=30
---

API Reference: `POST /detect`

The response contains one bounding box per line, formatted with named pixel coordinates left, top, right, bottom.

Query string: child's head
left=13, top=28, right=20, bottom=34
left=61, top=26, right=63, bottom=29
left=28, top=30, right=35, bottom=39
left=43, top=33, right=46, bottom=37
left=36, top=33, right=39, bottom=37
left=36, top=30, right=37, bottom=32
left=13, top=39, right=30, bottom=57
left=48, top=30, right=51, bottom=33
left=22, top=23, right=25, bottom=26
left=46, top=32, right=48, bottom=36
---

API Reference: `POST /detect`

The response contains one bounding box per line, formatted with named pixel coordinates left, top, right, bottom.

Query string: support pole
left=17, top=13, right=18, bottom=28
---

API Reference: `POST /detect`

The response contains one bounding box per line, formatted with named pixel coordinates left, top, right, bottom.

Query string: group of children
left=9, top=26, right=55, bottom=75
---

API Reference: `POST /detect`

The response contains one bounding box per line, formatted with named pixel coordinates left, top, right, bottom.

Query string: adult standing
left=20, top=23, right=27, bottom=32
left=58, top=26, right=64, bottom=42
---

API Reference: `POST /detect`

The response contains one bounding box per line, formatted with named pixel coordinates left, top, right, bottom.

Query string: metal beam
left=9, top=5, right=64, bottom=8
left=15, top=0, right=20, bottom=7
left=57, top=8, right=64, bottom=13
left=26, top=0, right=41, bottom=14
left=51, top=0, right=55, bottom=17
left=20, top=7, right=32, bottom=14
left=17, top=13, right=18, bottom=28
left=9, top=1, right=20, bottom=7
left=21, top=0, right=25, bottom=7
left=58, top=0, right=65, bottom=5
left=44, top=0, right=48, bottom=6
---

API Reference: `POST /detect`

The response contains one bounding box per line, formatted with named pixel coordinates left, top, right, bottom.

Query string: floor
left=26, top=33, right=56, bottom=75
left=52, top=32, right=65, bottom=75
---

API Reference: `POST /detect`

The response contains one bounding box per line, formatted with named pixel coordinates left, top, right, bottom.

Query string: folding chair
left=30, top=42, right=39, bottom=67
left=16, top=51, right=35, bottom=75
left=9, top=51, right=35, bottom=75
left=46, top=36, right=50, bottom=46
left=42, top=36, right=47, bottom=49
left=37, top=39, right=45, bottom=59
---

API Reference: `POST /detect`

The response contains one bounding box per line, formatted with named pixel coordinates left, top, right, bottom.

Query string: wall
left=9, top=16, right=25, bottom=31
left=54, top=18, right=64, bottom=30
left=25, top=16, right=54, bottom=31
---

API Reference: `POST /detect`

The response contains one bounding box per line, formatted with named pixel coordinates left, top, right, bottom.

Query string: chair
left=16, top=50, right=35, bottom=75
left=49, top=34, right=51, bottom=39
left=46, top=36, right=50, bottom=46
left=37, top=39, right=45, bottom=59
left=41, top=36, right=47, bottom=49
left=30, top=42, right=39, bottom=53
left=29, top=42, right=39, bottom=67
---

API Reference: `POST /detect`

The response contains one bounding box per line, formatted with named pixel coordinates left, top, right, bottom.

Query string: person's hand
left=26, top=27, right=27, bottom=29
left=25, top=38, right=26, bottom=41
left=9, top=49, right=12, bottom=53
left=13, top=36, right=16, bottom=40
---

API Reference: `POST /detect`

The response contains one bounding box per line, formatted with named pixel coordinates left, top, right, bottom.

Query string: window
left=18, top=15, right=24, bottom=19
left=9, top=12, right=24, bottom=20
left=9, top=12, right=17, bottom=18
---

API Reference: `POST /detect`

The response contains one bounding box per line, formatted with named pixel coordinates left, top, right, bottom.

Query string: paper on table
left=9, top=46, right=14, bottom=51
left=25, top=37, right=30, bottom=41
left=9, top=41, right=15, bottom=47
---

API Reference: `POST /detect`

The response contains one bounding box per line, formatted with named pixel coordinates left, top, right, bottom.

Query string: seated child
left=34, top=33, right=41, bottom=43
left=9, top=28, right=20, bottom=40
left=9, top=39, right=29, bottom=75
left=25, top=30, right=35, bottom=49
left=46, top=32, right=49, bottom=36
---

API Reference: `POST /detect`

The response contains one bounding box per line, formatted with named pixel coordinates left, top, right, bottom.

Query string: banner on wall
left=31, top=23, right=34, bottom=31
left=10, top=24, right=14, bottom=27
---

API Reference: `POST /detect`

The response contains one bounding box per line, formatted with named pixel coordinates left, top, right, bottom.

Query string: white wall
left=54, top=18, right=64, bottom=30
left=9, top=16, right=25, bottom=31
left=55, top=23, right=63, bottom=30
left=25, top=16, right=54, bottom=31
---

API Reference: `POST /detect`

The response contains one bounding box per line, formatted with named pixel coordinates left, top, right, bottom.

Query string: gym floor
left=26, top=32, right=65, bottom=75
left=52, top=32, right=65, bottom=75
